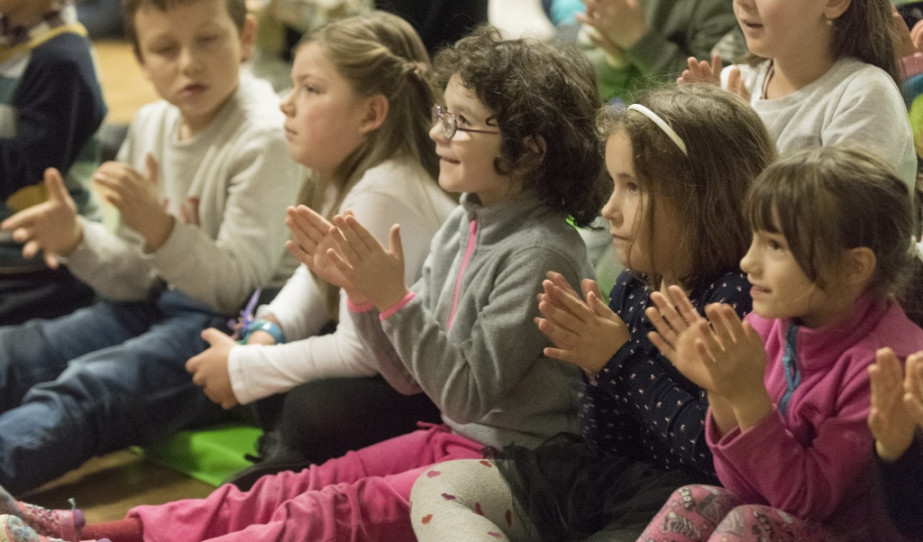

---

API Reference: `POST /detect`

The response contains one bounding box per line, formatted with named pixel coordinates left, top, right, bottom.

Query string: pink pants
left=637, top=485, right=844, bottom=542
left=129, top=424, right=483, bottom=542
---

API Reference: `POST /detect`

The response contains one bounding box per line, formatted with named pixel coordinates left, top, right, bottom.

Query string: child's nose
left=279, top=91, right=295, bottom=115
left=600, top=191, right=620, bottom=224
left=429, top=120, right=447, bottom=143
left=179, top=47, right=203, bottom=74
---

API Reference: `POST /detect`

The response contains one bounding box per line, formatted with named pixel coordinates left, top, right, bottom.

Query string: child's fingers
left=667, top=285, right=699, bottom=323
left=581, top=278, right=603, bottom=302
left=647, top=330, right=677, bottom=359
left=547, top=271, right=579, bottom=297
left=341, top=214, right=383, bottom=253
left=710, top=53, right=723, bottom=74
left=904, top=392, right=923, bottom=427
left=644, top=306, right=677, bottom=346
left=695, top=320, right=722, bottom=362
left=535, top=317, right=578, bottom=355
left=904, top=352, right=923, bottom=398
left=388, top=224, right=404, bottom=260
left=538, top=297, right=584, bottom=335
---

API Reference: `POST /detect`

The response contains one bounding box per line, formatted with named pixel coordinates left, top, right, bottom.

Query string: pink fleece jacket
left=706, top=293, right=923, bottom=541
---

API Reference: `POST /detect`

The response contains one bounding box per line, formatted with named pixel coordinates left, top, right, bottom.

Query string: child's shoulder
left=870, top=298, right=923, bottom=357
left=825, top=57, right=899, bottom=94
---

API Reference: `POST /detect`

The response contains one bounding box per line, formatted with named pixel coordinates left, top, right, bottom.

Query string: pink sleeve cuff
left=379, top=292, right=416, bottom=320
left=347, top=298, right=375, bottom=313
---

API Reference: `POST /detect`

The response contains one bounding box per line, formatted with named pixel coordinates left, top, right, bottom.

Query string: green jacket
left=589, top=0, right=737, bottom=102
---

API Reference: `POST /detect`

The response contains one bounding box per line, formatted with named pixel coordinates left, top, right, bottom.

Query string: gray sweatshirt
left=350, top=192, right=594, bottom=449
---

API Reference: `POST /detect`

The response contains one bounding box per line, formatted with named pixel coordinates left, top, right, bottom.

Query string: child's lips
left=750, top=284, right=770, bottom=297
left=180, top=83, right=208, bottom=97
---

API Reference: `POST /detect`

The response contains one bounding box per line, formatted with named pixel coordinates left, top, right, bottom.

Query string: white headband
left=627, top=104, right=688, bottom=156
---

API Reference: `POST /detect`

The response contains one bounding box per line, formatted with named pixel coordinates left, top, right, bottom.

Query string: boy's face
left=134, top=0, right=255, bottom=137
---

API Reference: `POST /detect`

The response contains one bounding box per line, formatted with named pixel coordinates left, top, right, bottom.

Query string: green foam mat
left=137, top=424, right=261, bottom=487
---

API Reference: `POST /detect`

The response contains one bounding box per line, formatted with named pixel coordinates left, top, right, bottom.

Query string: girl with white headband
left=408, top=83, right=776, bottom=541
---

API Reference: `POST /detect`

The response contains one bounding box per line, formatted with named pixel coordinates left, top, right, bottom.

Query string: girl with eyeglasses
left=409, top=83, right=776, bottom=541
left=0, top=24, right=606, bottom=542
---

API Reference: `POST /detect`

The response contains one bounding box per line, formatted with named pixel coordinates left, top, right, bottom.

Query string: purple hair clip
left=229, top=287, right=262, bottom=340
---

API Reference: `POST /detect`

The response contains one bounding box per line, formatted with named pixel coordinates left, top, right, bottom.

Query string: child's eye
left=151, top=43, right=178, bottom=56
left=456, top=114, right=471, bottom=126
left=197, top=35, right=219, bottom=45
left=626, top=181, right=639, bottom=193
left=303, top=84, right=319, bottom=94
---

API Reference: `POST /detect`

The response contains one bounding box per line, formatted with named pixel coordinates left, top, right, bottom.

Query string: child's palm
left=285, top=205, right=352, bottom=289
left=331, top=215, right=407, bottom=310
left=696, top=305, right=767, bottom=402
left=536, top=272, right=629, bottom=372
left=869, top=349, right=921, bottom=461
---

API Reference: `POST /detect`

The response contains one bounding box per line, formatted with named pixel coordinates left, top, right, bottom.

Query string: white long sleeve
left=226, top=156, right=455, bottom=404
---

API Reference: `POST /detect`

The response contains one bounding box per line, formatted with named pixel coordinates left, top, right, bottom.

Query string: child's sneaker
left=0, top=487, right=82, bottom=541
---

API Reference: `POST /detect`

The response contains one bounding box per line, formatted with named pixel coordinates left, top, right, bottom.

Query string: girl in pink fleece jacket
left=638, top=145, right=923, bottom=542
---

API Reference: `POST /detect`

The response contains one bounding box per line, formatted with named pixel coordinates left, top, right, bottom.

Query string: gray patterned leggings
left=637, top=485, right=844, bottom=542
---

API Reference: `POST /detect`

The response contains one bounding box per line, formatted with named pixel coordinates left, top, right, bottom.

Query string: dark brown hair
left=600, top=83, right=777, bottom=290
left=745, top=145, right=918, bottom=299
left=431, top=26, right=607, bottom=227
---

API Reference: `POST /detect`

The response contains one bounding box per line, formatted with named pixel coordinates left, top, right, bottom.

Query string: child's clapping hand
left=677, top=54, right=749, bottom=101
left=647, top=285, right=771, bottom=432
left=328, top=213, right=408, bottom=311
left=93, top=154, right=174, bottom=251
left=868, top=348, right=923, bottom=462
left=0, top=167, right=83, bottom=268
left=534, top=271, right=629, bottom=374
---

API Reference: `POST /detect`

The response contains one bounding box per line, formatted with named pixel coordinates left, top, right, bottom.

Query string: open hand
left=869, top=349, right=923, bottom=462
left=285, top=205, right=352, bottom=290
left=93, top=154, right=174, bottom=250
left=678, top=54, right=723, bottom=85
left=577, top=0, right=647, bottom=51
left=1, top=168, right=82, bottom=268
left=535, top=271, right=628, bottom=373
left=328, top=213, right=408, bottom=310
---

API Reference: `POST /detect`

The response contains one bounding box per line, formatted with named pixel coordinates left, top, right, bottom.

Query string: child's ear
left=239, top=13, right=257, bottom=63
left=359, top=94, right=389, bottom=135
left=842, top=246, right=877, bottom=288
left=823, top=0, right=851, bottom=21
left=523, top=135, right=546, bottom=168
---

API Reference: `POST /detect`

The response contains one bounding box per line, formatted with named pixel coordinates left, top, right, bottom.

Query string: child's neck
left=766, top=49, right=836, bottom=100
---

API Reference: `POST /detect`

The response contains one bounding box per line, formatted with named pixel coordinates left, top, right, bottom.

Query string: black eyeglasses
left=432, top=105, right=500, bottom=140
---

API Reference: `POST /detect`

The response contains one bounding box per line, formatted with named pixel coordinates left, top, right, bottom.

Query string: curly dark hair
left=431, top=26, right=607, bottom=227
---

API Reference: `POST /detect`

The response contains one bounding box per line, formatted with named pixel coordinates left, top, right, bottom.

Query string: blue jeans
left=0, top=289, right=229, bottom=493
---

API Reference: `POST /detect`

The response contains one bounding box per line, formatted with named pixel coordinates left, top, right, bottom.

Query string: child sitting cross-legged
left=638, top=146, right=923, bottom=542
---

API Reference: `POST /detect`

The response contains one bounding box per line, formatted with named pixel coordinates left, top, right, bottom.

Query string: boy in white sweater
left=0, top=0, right=301, bottom=494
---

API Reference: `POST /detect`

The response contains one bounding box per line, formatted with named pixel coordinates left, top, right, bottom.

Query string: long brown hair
left=293, top=11, right=440, bottom=318
left=600, top=84, right=777, bottom=290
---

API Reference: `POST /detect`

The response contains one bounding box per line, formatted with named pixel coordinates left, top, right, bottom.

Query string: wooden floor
left=12, top=40, right=216, bottom=523
left=93, top=40, right=159, bottom=126
left=24, top=450, right=214, bottom=524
